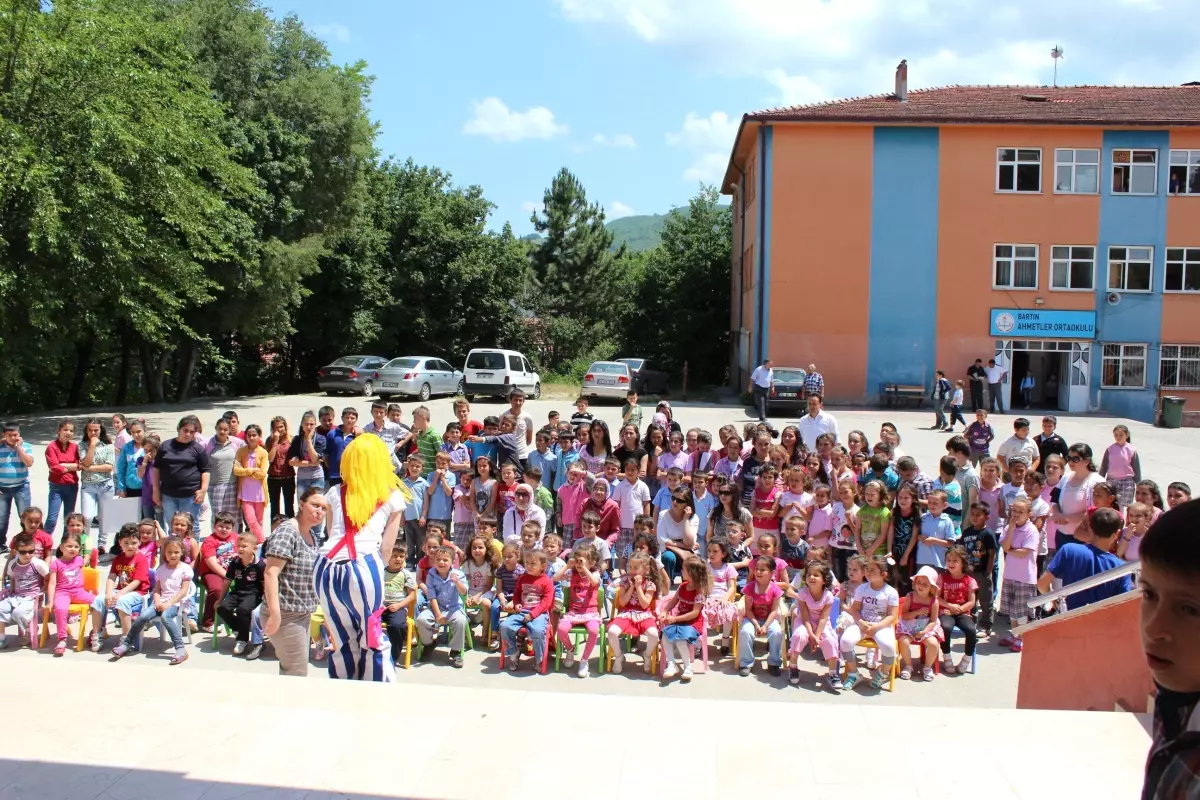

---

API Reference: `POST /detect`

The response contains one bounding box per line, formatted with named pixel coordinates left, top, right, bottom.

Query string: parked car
left=581, top=361, right=633, bottom=400
left=767, top=366, right=808, bottom=411
left=616, top=357, right=669, bottom=394
left=317, top=355, right=389, bottom=396
left=463, top=348, right=541, bottom=401
left=375, top=357, right=464, bottom=401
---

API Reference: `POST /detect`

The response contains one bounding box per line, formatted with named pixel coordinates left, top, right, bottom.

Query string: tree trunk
left=114, top=325, right=131, bottom=405
left=152, top=350, right=169, bottom=403
left=139, top=343, right=162, bottom=403
left=66, top=337, right=93, bottom=408
left=176, top=339, right=198, bottom=402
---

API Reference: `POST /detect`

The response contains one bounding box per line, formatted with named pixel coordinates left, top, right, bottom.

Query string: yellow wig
left=339, top=434, right=411, bottom=529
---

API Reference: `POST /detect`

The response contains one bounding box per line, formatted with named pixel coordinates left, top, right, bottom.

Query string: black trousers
left=217, top=593, right=259, bottom=641
left=970, top=568, right=994, bottom=632
left=939, top=613, right=978, bottom=657
left=268, top=476, right=296, bottom=521
left=970, top=382, right=984, bottom=411
left=382, top=607, right=409, bottom=663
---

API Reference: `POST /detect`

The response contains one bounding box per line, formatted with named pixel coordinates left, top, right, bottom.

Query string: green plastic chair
left=554, top=586, right=607, bottom=675
left=195, top=583, right=235, bottom=651
left=410, top=593, right=474, bottom=663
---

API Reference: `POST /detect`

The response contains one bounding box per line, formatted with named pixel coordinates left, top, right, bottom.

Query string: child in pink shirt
left=556, top=462, right=589, bottom=545
left=997, top=498, right=1039, bottom=652
left=45, top=532, right=94, bottom=655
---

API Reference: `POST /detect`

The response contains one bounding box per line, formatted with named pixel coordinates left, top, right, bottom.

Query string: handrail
left=1025, top=560, right=1140, bottom=608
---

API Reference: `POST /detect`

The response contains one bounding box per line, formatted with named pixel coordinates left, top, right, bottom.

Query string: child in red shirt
left=17, top=507, right=54, bottom=562
left=660, top=555, right=712, bottom=683
left=197, top=511, right=238, bottom=630
left=89, top=523, right=150, bottom=652
left=606, top=552, right=664, bottom=675
left=499, top=550, right=554, bottom=671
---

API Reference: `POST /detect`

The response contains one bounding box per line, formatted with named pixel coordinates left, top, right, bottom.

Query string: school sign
left=989, top=308, right=1096, bottom=339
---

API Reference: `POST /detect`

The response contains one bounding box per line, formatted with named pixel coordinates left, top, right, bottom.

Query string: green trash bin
left=1161, top=396, right=1186, bottom=429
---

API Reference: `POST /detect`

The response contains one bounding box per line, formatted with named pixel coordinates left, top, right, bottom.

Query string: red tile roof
left=747, top=84, right=1200, bottom=126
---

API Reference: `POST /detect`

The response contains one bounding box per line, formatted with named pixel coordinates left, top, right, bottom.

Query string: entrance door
left=994, top=340, right=1013, bottom=411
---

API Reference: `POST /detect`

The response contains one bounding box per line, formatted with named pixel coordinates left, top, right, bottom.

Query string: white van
left=463, top=348, right=541, bottom=401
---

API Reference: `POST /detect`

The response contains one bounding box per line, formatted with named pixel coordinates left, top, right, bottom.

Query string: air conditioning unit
left=1106, top=292, right=1122, bottom=306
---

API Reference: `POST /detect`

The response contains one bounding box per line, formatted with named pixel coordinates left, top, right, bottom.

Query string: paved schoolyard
left=8, top=391, right=1194, bottom=707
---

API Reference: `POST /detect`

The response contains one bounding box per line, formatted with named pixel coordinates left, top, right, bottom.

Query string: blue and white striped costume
left=314, top=486, right=408, bottom=682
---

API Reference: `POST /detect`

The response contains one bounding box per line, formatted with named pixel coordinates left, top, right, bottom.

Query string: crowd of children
left=0, top=392, right=1192, bottom=694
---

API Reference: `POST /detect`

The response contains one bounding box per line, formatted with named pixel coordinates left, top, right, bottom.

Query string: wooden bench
left=880, top=384, right=925, bottom=408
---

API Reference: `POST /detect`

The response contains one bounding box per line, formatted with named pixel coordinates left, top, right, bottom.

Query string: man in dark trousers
left=967, top=359, right=987, bottom=411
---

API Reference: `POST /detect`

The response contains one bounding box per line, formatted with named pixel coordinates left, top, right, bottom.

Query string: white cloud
left=313, top=23, right=351, bottom=43
left=607, top=200, right=636, bottom=219
left=592, top=133, right=637, bottom=148
left=665, top=111, right=739, bottom=151
left=682, top=153, right=728, bottom=184
left=463, top=98, right=568, bottom=143
left=521, top=200, right=540, bottom=213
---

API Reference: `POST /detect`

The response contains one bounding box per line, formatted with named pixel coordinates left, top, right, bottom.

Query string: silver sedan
left=581, top=361, right=633, bottom=400
left=376, top=357, right=464, bottom=401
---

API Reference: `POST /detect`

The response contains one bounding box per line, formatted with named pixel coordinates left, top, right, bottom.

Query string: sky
left=272, top=0, right=1200, bottom=235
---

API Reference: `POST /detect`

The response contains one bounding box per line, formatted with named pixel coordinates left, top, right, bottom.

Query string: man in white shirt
left=749, top=358, right=773, bottom=422
left=984, top=359, right=1007, bottom=414
left=798, top=394, right=838, bottom=448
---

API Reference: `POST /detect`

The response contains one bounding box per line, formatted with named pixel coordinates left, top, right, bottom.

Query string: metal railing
left=1025, top=561, right=1141, bottom=608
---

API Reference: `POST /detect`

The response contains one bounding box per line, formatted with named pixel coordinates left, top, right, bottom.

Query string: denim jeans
left=46, top=482, right=79, bottom=537
left=80, top=482, right=115, bottom=548
left=933, top=399, right=948, bottom=428
left=126, top=603, right=185, bottom=650
left=739, top=617, right=784, bottom=668
left=161, top=495, right=202, bottom=537
left=0, top=482, right=31, bottom=546
left=500, top=611, right=549, bottom=663
left=296, top=478, right=325, bottom=540
left=661, top=548, right=684, bottom=583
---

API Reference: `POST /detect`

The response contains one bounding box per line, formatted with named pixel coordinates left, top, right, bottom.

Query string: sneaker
left=768, top=664, right=781, bottom=677
left=942, top=656, right=957, bottom=675
left=233, top=641, right=247, bottom=656
left=842, top=673, right=860, bottom=691
left=419, top=645, right=436, bottom=663
left=612, top=655, right=624, bottom=674
left=200, top=624, right=214, bottom=634
left=997, top=635, right=1015, bottom=648
left=957, top=655, right=974, bottom=673
left=563, top=651, right=575, bottom=669
left=899, top=666, right=913, bottom=680
left=789, top=667, right=801, bottom=685
left=1010, top=638, right=1023, bottom=653
left=870, top=669, right=890, bottom=690
left=450, top=650, right=463, bottom=668
left=826, top=673, right=843, bottom=693
left=110, top=643, right=131, bottom=659
left=922, top=666, right=935, bottom=682
left=738, top=665, right=751, bottom=677
left=506, top=655, right=519, bottom=671
left=246, top=644, right=263, bottom=661
left=680, top=666, right=693, bottom=683
left=663, top=662, right=679, bottom=680
left=577, top=661, right=590, bottom=679
left=54, top=639, right=67, bottom=657
left=89, top=632, right=102, bottom=653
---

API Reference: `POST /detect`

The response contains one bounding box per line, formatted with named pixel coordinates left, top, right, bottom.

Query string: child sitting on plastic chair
left=416, top=546, right=468, bottom=668
left=501, top=549, right=554, bottom=671
left=89, top=523, right=150, bottom=653
left=788, top=560, right=841, bottom=692
left=607, top=552, right=663, bottom=675
left=554, top=543, right=602, bottom=678
left=111, top=536, right=193, bottom=664
left=739, top=556, right=785, bottom=677
left=660, top=555, right=711, bottom=683
left=216, top=532, right=265, bottom=656
left=0, top=532, right=48, bottom=648
left=839, top=554, right=900, bottom=691
left=897, top=565, right=944, bottom=682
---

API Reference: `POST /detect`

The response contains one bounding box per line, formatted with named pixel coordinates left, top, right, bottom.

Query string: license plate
left=599, top=378, right=615, bottom=385
left=476, top=372, right=493, bottom=379
left=777, top=391, right=797, bottom=398
left=382, top=382, right=398, bottom=388
left=328, top=370, right=346, bottom=376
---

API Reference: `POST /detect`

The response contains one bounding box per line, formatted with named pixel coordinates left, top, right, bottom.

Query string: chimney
left=895, top=59, right=908, bottom=102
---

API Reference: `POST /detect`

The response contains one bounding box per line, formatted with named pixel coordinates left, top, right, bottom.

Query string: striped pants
left=313, top=551, right=396, bottom=682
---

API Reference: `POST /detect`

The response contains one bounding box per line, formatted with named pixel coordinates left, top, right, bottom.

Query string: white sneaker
left=563, top=651, right=575, bottom=669
left=922, top=666, right=935, bottom=682
left=233, top=641, right=247, bottom=655
left=577, top=660, right=589, bottom=678
left=663, top=662, right=679, bottom=680
left=680, top=666, right=693, bottom=683
left=612, top=655, right=624, bottom=674
left=957, top=655, right=974, bottom=674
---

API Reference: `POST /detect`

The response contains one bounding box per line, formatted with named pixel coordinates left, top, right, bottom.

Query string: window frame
left=996, top=147, right=1043, bottom=194
left=993, top=243, right=1040, bottom=290
left=1050, top=245, right=1097, bottom=292
left=1168, top=150, right=1200, bottom=196
left=1165, top=247, right=1200, bottom=294
left=1054, top=148, right=1101, bottom=195
left=1111, top=148, right=1159, bottom=196
left=1101, top=343, right=1148, bottom=389
left=1107, top=246, right=1155, bottom=293
left=1160, top=344, right=1200, bottom=390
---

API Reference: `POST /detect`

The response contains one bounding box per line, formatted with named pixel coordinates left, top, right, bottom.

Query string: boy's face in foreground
left=1140, top=559, right=1200, bottom=693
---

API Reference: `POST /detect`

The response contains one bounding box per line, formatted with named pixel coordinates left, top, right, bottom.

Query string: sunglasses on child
left=16, top=549, right=34, bottom=555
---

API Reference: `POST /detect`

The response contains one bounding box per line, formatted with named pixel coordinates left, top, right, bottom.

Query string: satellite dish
left=1051, top=46, right=1064, bottom=60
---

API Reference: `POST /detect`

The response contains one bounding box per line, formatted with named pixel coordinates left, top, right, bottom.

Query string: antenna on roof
left=1051, top=46, right=1064, bottom=87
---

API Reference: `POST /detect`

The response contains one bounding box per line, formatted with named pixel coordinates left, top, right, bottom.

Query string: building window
left=993, top=244, right=1038, bottom=289
left=1054, top=149, right=1100, bottom=194
left=1107, top=246, right=1153, bottom=292
left=1165, top=248, right=1200, bottom=293
left=1101, top=344, right=1147, bottom=388
left=1161, top=345, right=1200, bottom=389
left=1051, top=245, right=1095, bottom=290
left=1111, top=149, right=1158, bottom=195
left=997, top=148, right=1041, bottom=193
left=1168, top=150, right=1200, bottom=195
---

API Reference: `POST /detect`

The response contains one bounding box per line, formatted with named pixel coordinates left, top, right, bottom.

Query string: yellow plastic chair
left=605, top=594, right=659, bottom=675
left=40, top=567, right=100, bottom=651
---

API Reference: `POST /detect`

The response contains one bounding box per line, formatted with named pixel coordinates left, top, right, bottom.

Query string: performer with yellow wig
left=315, top=434, right=412, bottom=681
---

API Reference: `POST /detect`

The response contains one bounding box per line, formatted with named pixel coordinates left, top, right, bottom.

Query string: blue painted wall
left=866, top=127, right=940, bottom=390
left=755, top=126, right=774, bottom=366
left=1093, top=130, right=1169, bottom=422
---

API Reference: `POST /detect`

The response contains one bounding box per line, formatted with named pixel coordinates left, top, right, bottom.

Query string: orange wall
left=767, top=125, right=873, bottom=400
left=937, top=127, right=1103, bottom=383
left=1017, top=594, right=1151, bottom=711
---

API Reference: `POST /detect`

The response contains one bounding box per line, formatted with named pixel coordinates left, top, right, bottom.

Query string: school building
left=721, top=64, right=1200, bottom=423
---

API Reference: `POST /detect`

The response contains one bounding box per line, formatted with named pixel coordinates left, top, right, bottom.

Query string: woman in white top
left=1051, top=443, right=1103, bottom=550
left=316, top=434, right=409, bottom=682
left=657, top=487, right=699, bottom=583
